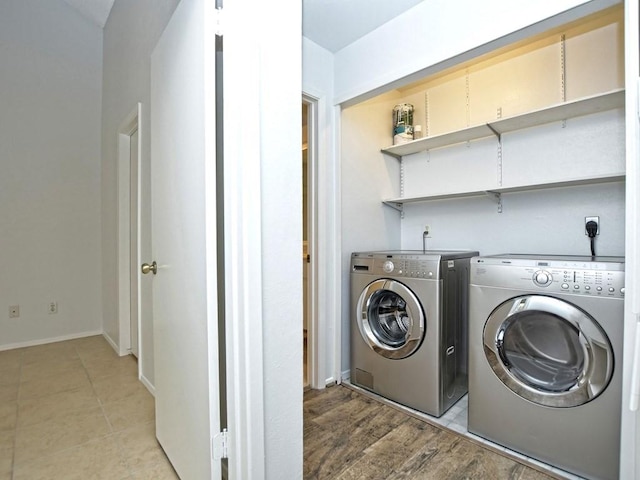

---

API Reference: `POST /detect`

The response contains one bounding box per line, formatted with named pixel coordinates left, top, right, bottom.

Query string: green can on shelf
left=393, top=103, right=414, bottom=144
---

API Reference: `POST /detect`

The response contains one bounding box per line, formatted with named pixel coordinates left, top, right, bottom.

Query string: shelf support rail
left=486, top=122, right=504, bottom=187
left=485, top=191, right=503, bottom=213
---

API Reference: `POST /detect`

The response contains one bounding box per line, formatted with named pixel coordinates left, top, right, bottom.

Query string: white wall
left=101, top=0, right=179, bottom=383
left=219, top=1, right=303, bottom=474
left=0, top=0, right=103, bottom=349
left=401, top=183, right=625, bottom=256
left=334, top=0, right=621, bottom=105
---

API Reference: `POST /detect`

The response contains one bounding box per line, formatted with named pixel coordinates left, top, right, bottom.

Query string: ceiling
left=63, top=0, right=424, bottom=53
left=302, top=0, right=425, bottom=53
left=62, top=0, right=114, bottom=27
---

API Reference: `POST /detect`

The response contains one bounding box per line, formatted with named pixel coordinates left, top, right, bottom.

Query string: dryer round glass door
left=483, top=295, right=614, bottom=407
left=356, top=279, right=425, bottom=359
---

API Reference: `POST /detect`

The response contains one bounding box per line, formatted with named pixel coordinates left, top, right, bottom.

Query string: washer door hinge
left=212, top=428, right=228, bottom=459
left=215, top=7, right=223, bottom=37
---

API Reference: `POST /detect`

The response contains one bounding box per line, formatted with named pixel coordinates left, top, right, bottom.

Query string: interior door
left=129, top=128, right=139, bottom=358
left=150, top=0, right=221, bottom=478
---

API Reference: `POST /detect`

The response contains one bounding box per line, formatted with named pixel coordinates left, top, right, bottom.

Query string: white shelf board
left=383, top=173, right=625, bottom=208
left=381, top=124, right=494, bottom=158
left=380, top=88, right=625, bottom=158
left=489, top=89, right=625, bottom=135
left=494, top=173, right=625, bottom=194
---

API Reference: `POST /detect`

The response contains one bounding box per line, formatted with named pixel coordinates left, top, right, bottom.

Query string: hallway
left=0, top=336, right=177, bottom=479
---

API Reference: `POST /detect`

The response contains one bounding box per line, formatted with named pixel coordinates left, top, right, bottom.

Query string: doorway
left=116, top=103, right=153, bottom=391
left=129, top=127, right=140, bottom=358
left=302, top=97, right=317, bottom=388
left=302, top=102, right=309, bottom=387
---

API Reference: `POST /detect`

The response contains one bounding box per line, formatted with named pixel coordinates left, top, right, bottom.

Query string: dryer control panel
left=471, top=254, right=625, bottom=298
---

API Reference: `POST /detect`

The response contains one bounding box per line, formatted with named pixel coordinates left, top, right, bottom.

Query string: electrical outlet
left=9, top=305, right=19, bottom=318
left=48, top=301, right=58, bottom=314
left=424, top=225, right=431, bottom=236
left=585, top=216, right=600, bottom=235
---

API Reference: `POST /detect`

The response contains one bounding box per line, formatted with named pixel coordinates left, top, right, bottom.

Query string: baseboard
left=102, top=332, right=133, bottom=357
left=102, top=331, right=120, bottom=353
left=311, top=374, right=342, bottom=389
left=325, top=377, right=337, bottom=387
left=0, top=330, right=103, bottom=352
left=139, top=373, right=156, bottom=397
left=341, top=369, right=350, bottom=383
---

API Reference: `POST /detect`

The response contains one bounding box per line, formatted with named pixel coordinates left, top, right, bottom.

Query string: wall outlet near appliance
left=585, top=216, right=600, bottom=235
left=48, top=301, right=58, bottom=314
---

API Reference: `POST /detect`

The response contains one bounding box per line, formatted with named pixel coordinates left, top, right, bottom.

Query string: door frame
left=621, top=0, right=640, bottom=476
left=116, top=103, right=143, bottom=369
left=302, top=94, right=319, bottom=388
left=302, top=89, right=343, bottom=388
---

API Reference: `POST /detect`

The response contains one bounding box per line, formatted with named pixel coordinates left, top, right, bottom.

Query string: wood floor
left=304, top=385, right=557, bottom=480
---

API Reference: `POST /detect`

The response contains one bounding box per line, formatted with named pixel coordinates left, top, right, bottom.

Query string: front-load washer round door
left=356, top=278, right=425, bottom=360
left=483, top=295, right=614, bottom=408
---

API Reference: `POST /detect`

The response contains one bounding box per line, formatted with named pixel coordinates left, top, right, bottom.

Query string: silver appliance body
left=350, top=250, right=477, bottom=417
left=468, top=254, right=625, bottom=480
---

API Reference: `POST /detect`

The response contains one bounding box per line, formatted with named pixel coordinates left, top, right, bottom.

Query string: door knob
left=141, top=261, right=157, bottom=275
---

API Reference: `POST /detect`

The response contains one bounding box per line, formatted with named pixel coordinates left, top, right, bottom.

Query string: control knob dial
left=382, top=260, right=394, bottom=273
left=533, top=270, right=552, bottom=287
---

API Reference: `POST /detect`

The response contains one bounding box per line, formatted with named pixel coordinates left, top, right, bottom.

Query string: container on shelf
left=393, top=103, right=414, bottom=144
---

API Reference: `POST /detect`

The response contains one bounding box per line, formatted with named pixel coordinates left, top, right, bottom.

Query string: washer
left=350, top=250, right=478, bottom=417
left=468, top=254, right=624, bottom=480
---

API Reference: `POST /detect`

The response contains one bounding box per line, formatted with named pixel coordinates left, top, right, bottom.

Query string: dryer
left=468, top=254, right=624, bottom=480
left=350, top=250, right=477, bottom=417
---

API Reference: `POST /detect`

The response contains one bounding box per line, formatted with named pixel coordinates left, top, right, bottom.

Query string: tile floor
left=0, top=335, right=178, bottom=480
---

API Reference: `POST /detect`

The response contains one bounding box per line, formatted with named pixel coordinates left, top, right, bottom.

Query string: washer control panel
left=351, top=252, right=482, bottom=280
left=373, top=257, right=437, bottom=279
left=471, top=255, right=625, bottom=298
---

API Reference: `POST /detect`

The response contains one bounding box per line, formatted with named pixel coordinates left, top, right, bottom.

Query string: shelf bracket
left=380, top=149, right=403, bottom=160
left=485, top=191, right=503, bottom=213
left=486, top=123, right=502, bottom=142
left=383, top=201, right=404, bottom=217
